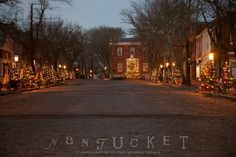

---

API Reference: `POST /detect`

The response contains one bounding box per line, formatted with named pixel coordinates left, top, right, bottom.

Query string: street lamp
left=187, top=58, right=191, bottom=64
left=209, top=53, right=214, bottom=61
left=14, top=55, right=19, bottom=62
left=166, top=62, right=169, bottom=67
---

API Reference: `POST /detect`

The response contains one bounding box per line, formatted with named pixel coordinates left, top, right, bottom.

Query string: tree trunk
left=185, top=40, right=191, bottom=86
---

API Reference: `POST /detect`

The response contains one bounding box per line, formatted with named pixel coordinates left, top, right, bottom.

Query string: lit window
left=143, top=63, right=148, bottom=72
left=117, top=47, right=123, bottom=56
left=117, top=63, right=123, bottom=72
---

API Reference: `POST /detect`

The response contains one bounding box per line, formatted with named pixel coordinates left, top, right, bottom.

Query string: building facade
left=0, top=32, right=20, bottom=85
left=111, top=38, right=150, bottom=80
left=195, top=28, right=213, bottom=78
left=194, top=12, right=236, bottom=79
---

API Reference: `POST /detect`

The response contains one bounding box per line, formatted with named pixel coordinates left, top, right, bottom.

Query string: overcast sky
left=22, top=0, right=137, bottom=32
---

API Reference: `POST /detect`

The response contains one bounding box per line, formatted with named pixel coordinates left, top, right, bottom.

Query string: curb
left=196, top=90, right=236, bottom=101
left=0, top=82, right=66, bottom=96
left=159, top=83, right=198, bottom=90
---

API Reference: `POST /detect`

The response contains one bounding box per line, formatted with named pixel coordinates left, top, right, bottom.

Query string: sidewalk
left=0, top=82, right=66, bottom=96
left=150, top=80, right=236, bottom=101
left=197, top=88, right=236, bottom=101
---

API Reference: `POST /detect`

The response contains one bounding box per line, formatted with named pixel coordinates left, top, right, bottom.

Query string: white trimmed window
left=117, top=63, right=123, bottom=72
left=117, top=47, right=123, bottom=56
left=143, top=63, right=148, bottom=72
left=229, top=52, right=236, bottom=78
left=130, top=47, right=135, bottom=56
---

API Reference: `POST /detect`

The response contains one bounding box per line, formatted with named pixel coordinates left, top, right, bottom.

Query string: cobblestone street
left=0, top=80, right=236, bottom=157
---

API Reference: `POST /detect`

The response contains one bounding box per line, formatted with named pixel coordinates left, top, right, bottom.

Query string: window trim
left=117, top=47, right=123, bottom=56
left=130, top=47, right=135, bottom=56
left=117, top=63, right=123, bottom=72
left=143, top=63, right=148, bottom=72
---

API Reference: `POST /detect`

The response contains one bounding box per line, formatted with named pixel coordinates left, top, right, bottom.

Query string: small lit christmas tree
left=164, top=67, right=172, bottom=83
left=125, top=59, right=140, bottom=79
left=68, top=71, right=76, bottom=80
left=199, top=61, right=217, bottom=92
left=41, top=66, right=59, bottom=85
left=151, top=69, right=158, bottom=82
left=172, top=69, right=182, bottom=85
left=8, top=66, right=21, bottom=90
left=217, top=62, right=233, bottom=93
left=199, top=61, right=233, bottom=94
left=21, top=66, right=36, bottom=88
left=58, top=69, right=66, bottom=81
left=9, top=67, right=20, bottom=81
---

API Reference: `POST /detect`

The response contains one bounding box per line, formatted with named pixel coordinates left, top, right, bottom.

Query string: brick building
left=111, top=38, right=150, bottom=80
left=0, top=31, right=21, bottom=85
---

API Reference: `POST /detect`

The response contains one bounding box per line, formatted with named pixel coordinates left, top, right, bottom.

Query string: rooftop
left=117, top=38, right=141, bottom=43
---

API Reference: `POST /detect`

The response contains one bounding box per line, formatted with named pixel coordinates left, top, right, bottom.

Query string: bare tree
left=122, top=0, right=199, bottom=84
left=199, top=0, right=236, bottom=75
left=10, top=0, right=72, bottom=73
left=38, top=20, right=83, bottom=71
left=0, top=0, right=20, bottom=24
left=85, top=26, right=124, bottom=77
left=0, top=0, right=17, bottom=4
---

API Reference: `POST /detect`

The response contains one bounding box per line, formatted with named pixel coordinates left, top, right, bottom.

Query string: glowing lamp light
left=104, top=66, right=107, bottom=70
left=59, top=64, right=62, bottom=68
left=209, top=53, right=214, bottom=61
left=166, top=62, right=169, bottom=67
left=160, top=64, right=163, bottom=68
left=90, top=70, right=93, bottom=73
left=14, top=55, right=19, bottom=62
left=63, top=65, right=67, bottom=69
left=172, top=63, right=176, bottom=67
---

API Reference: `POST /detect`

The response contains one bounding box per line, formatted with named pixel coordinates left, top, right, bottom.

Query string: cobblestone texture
left=0, top=80, right=235, bottom=157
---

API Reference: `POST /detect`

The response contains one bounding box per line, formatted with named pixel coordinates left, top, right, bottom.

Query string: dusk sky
left=23, top=0, right=137, bottom=32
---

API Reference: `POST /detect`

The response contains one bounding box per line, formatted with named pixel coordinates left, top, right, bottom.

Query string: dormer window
left=117, top=47, right=123, bottom=56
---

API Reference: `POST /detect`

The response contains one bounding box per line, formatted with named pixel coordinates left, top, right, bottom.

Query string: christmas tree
left=217, top=62, right=233, bottom=93
left=21, top=66, right=36, bottom=88
left=151, top=69, right=158, bottom=82
left=172, top=69, right=182, bottom=85
left=9, top=67, right=20, bottom=81
left=199, top=61, right=217, bottom=92
left=125, top=59, right=140, bottom=79
left=41, top=66, right=59, bottom=85
left=199, top=61, right=233, bottom=94
left=8, top=66, right=21, bottom=90
left=164, top=66, right=172, bottom=83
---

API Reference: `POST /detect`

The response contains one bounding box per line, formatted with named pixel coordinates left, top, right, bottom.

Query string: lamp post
left=209, top=52, right=214, bottom=62
left=13, top=55, right=19, bottom=68
left=166, top=62, right=169, bottom=67
left=186, top=57, right=191, bottom=86
left=14, top=55, right=19, bottom=62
